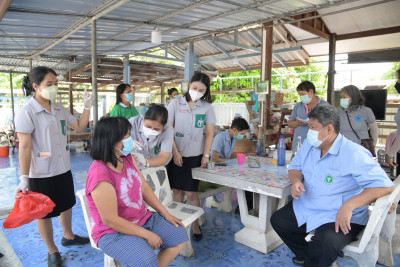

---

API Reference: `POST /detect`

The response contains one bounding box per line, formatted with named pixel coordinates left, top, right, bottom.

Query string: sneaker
left=47, top=252, right=61, bottom=267
left=61, top=235, right=90, bottom=247
left=292, top=257, right=305, bottom=266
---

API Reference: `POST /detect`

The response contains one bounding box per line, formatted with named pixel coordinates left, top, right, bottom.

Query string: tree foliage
left=383, top=62, right=400, bottom=95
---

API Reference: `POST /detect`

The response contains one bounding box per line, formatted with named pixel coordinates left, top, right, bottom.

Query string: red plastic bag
left=3, top=191, right=55, bottom=229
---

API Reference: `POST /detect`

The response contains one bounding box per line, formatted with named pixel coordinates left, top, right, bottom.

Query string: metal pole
left=123, top=55, right=130, bottom=84
left=184, top=42, right=194, bottom=82
left=219, top=78, right=222, bottom=103
left=91, top=20, right=98, bottom=124
left=9, top=72, right=16, bottom=153
left=28, top=58, right=32, bottom=71
left=327, top=33, right=336, bottom=105
left=161, top=83, right=165, bottom=104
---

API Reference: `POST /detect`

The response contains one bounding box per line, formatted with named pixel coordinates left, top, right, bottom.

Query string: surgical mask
left=300, top=94, right=311, bottom=104
left=233, top=132, right=244, bottom=140
left=40, top=85, right=58, bottom=101
left=118, top=137, right=133, bottom=156
left=307, top=128, right=329, bottom=148
left=125, top=93, right=133, bottom=102
left=143, top=125, right=160, bottom=138
left=340, top=98, right=350, bottom=109
left=173, top=95, right=179, bottom=98
left=189, top=89, right=204, bottom=102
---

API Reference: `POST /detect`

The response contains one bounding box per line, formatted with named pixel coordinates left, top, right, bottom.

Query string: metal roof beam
left=273, top=27, right=307, bottom=64
left=207, top=39, right=247, bottom=70
left=134, top=53, right=184, bottom=63
left=214, top=38, right=261, bottom=53
left=199, top=46, right=302, bottom=64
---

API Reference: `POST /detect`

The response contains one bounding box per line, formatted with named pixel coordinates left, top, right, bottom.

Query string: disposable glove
left=83, top=88, right=94, bottom=110
left=132, top=153, right=147, bottom=167
left=15, top=175, right=29, bottom=194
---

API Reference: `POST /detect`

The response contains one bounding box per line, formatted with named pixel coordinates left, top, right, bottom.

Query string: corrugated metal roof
left=0, top=0, right=398, bottom=80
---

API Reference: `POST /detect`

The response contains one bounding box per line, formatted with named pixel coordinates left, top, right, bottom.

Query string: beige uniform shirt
left=15, top=98, right=77, bottom=178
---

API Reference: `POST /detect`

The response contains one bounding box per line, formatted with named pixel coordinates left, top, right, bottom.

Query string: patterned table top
left=193, top=156, right=291, bottom=189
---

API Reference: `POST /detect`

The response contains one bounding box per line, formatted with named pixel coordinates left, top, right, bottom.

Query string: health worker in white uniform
left=167, top=72, right=216, bottom=241
left=129, top=105, right=174, bottom=168
left=15, top=66, right=93, bottom=267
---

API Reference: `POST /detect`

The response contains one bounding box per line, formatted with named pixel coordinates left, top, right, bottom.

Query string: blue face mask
left=300, top=94, right=312, bottom=104
left=233, top=132, right=244, bottom=140
left=307, top=128, right=329, bottom=148
left=340, top=98, right=350, bottom=109
left=125, top=93, right=133, bottom=102
left=118, top=137, right=133, bottom=156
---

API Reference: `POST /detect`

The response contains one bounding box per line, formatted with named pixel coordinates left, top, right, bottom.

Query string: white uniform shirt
left=129, top=115, right=174, bottom=164
left=167, top=96, right=216, bottom=157
left=15, top=98, right=77, bottom=178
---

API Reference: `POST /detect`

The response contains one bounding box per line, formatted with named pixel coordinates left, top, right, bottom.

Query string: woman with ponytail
left=15, top=66, right=94, bottom=267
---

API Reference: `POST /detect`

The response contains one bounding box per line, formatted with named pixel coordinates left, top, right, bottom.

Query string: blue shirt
left=211, top=130, right=236, bottom=160
left=289, top=97, right=330, bottom=151
left=289, top=134, right=393, bottom=232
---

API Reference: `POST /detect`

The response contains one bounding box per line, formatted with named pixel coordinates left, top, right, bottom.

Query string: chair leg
left=104, top=254, right=121, bottom=267
left=344, top=236, right=379, bottom=267
left=179, top=226, right=195, bottom=257
left=378, top=206, right=396, bottom=266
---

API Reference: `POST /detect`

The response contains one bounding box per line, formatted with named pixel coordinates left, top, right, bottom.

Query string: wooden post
left=261, top=21, right=273, bottom=137
left=327, top=33, right=336, bottom=105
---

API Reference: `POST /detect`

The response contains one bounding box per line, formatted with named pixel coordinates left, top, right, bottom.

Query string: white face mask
left=189, top=89, right=204, bottom=102
left=40, top=85, right=58, bottom=101
left=142, top=125, right=160, bottom=138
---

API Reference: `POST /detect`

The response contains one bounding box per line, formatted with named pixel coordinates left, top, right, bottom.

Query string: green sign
left=195, top=114, right=206, bottom=128
left=324, top=174, right=334, bottom=185
left=60, top=120, right=66, bottom=136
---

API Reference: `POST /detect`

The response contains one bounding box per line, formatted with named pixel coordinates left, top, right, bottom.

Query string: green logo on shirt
left=324, top=175, right=334, bottom=184
left=176, top=132, right=184, bottom=137
left=60, top=120, right=66, bottom=136
left=195, top=114, right=206, bottom=128
left=154, top=143, right=161, bottom=155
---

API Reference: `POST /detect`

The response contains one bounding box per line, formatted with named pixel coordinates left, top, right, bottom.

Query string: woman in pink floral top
left=86, top=117, right=187, bottom=267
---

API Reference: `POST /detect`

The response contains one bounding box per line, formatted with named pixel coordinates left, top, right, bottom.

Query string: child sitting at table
left=86, top=117, right=187, bottom=267
left=211, top=117, right=250, bottom=162
left=211, top=117, right=254, bottom=214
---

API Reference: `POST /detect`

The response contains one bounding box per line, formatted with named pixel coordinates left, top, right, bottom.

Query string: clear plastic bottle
left=277, top=135, right=286, bottom=166
left=291, top=136, right=302, bottom=161
left=257, top=138, right=263, bottom=155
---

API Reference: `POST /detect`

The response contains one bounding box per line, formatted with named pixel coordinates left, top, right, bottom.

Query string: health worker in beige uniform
left=167, top=72, right=216, bottom=241
left=15, top=66, right=93, bottom=267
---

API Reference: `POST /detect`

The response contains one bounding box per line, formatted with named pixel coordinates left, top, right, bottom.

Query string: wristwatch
left=203, top=154, right=210, bottom=158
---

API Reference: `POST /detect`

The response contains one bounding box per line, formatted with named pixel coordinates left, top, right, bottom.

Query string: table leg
left=234, top=189, right=285, bottom=254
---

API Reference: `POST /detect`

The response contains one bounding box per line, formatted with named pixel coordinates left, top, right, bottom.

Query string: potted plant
left=0, top=124, right=15, bottom=157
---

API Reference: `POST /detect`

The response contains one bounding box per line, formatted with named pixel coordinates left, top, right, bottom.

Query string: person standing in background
left=165, top=88, right=179, bottom=107
left=15, top=66, right=93, bottom=267
left=386, top=69, right=400, bottom=166
left=288, top=81, right=330, bottom=151
left=167, top=72, right=216, bottom=241
left=110, top=83, right=139, bottom=119
left=337, top=85, right=378, bottom=148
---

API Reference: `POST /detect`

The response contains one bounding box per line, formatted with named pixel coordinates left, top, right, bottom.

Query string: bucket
left=68, top=141, right=85, bottom=153
left=0, top=145, right=10, bottom=157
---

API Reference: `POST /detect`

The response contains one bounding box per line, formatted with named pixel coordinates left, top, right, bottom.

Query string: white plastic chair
left=76, top=189, right=122, bottom=267
left=141, top=166, right=204, bottom=257
left=332, top=177, right=400, bottom=267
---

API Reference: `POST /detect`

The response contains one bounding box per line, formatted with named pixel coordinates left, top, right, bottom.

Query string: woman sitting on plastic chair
left=86, top=117, right=187, bottom=267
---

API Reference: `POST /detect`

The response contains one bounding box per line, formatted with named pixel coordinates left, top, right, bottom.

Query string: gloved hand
left=132, top=140, right=143, bottom=152
left=15, top=175, right=29, bottom=194
left=132, top=153, right=147, bottom=166
left=83, top=88, right=94, bottom=110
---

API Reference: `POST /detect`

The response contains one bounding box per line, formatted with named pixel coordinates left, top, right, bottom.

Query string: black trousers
left=270, top=201, right=365, bottom=267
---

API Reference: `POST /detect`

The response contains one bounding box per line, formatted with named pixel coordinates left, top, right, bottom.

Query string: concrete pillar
left=123, top=56, right=131, bottom=84
left=184, top=42, right=194, bottom=82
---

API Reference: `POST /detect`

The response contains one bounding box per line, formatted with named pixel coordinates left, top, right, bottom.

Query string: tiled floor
left=0, top=151, right=399, bottom=266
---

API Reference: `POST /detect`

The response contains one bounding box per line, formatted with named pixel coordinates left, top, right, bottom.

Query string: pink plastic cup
left=237, top=153, right=245, bottom=166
